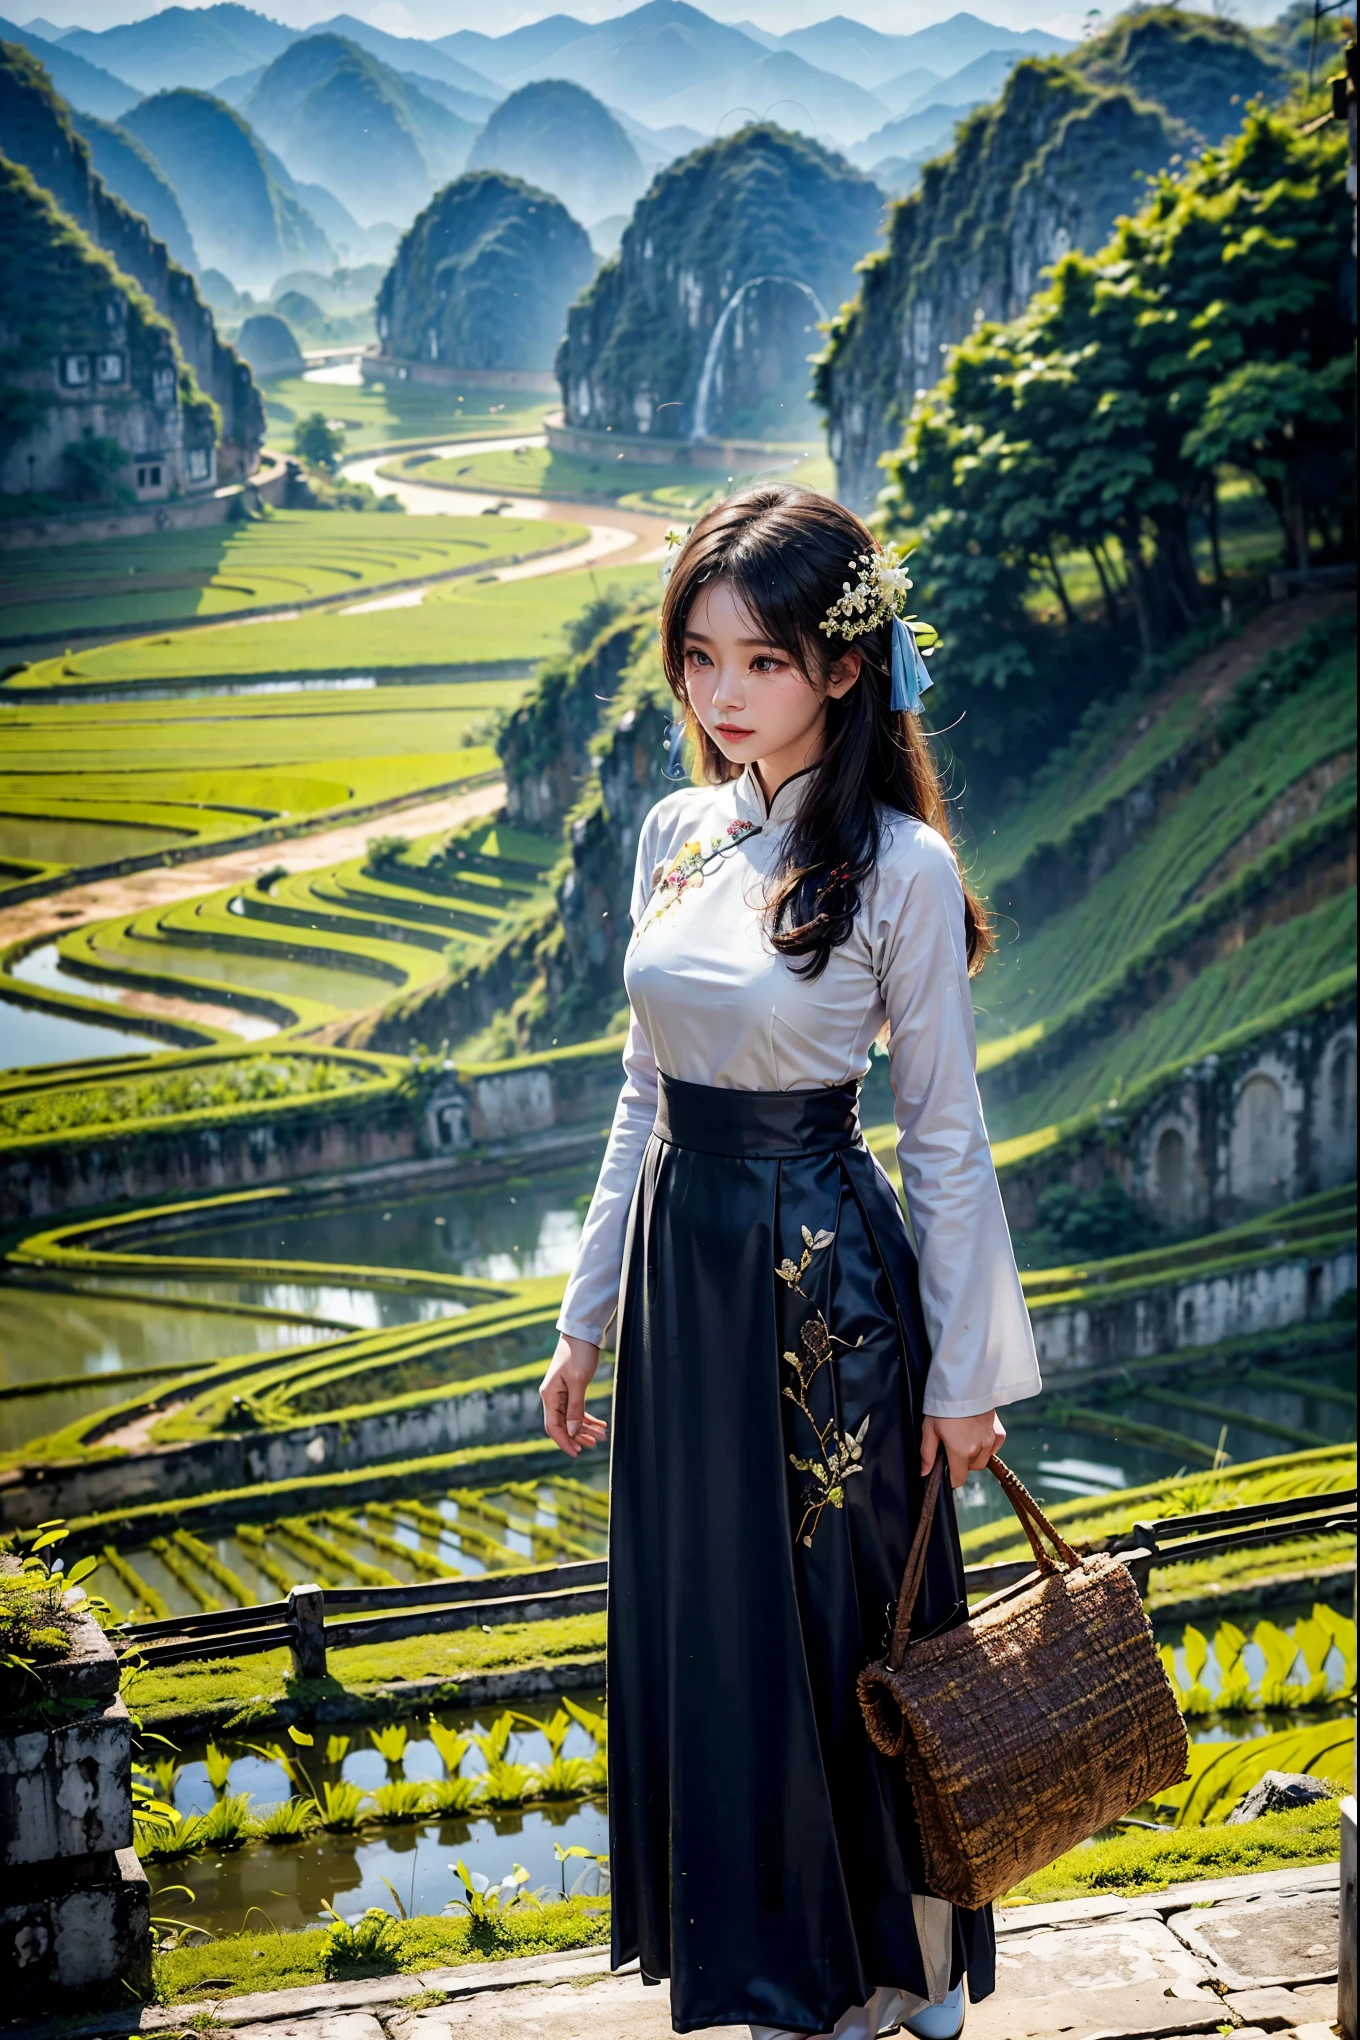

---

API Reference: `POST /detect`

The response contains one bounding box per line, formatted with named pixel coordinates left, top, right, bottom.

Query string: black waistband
left=654, top=1072, right=861, bottom=1158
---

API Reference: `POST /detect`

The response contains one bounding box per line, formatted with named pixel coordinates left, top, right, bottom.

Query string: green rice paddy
left=0, top=685, right=535, bottom=890
left=20, top=814, right=557, bottom=1032
left=0, top=512, right=584, bottom=645
left=260, top=373, right=553, bottom=454
left=10, top=564, right=660, bottom=691
left=388, top=444, right=836, bottom=517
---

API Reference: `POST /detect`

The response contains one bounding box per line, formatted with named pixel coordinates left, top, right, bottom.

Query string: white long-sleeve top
left=557, top=764, right=1041, bottom=1419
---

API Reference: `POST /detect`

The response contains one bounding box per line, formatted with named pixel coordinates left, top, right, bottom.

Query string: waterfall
left=690, top=275, right=827, bottom=441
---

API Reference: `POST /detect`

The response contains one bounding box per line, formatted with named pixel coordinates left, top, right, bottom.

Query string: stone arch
left=1317, top=1030, right=1357, bottom=1185
left=1153, top=1124, right=1189, bottom=1225
left=1229, top=1070, right=1290, bottom=1208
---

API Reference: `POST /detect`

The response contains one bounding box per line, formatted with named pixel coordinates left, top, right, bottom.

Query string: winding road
left=339, top=434, right=671, bottom=597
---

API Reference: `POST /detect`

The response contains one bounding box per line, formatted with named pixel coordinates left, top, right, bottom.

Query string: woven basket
left=858, top=1454, right=1188, bottom=1910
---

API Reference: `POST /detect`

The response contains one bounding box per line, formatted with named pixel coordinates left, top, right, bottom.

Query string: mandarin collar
left=733, top=763, right=816, bottom=828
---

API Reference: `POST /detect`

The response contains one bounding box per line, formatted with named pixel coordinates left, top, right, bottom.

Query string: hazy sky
left=27, top=0, right=1283, bottom=42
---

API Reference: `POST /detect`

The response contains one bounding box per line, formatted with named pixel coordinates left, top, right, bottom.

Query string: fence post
left=1123, top=1545, right=1154, bottom=1598
left=288, top=1583, right=326, bottom=1682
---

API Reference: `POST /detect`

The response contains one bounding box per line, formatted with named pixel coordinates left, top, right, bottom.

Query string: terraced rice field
left=973, top=613, right=1358, bottom=1137
left=98, top=1474, right=609, bottom=1621
left=0, top=684, right=529, bottom=891
left=0, top=512, right=582, bottom=644
left=26, top=816, right=556, bottom=1034
left=9, top=564, right=660, bottom=693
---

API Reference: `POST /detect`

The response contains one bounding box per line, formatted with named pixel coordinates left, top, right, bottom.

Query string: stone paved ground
left=19, top=1864, right=1341, bottom=2040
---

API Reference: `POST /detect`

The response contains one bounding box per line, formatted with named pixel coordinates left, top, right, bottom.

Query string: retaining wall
left=0, top=1047, right=623, bottom=1225
left=996, top=983, right=1357, bottom=1233
left=1031, top=1239, right=1358, bottom=1374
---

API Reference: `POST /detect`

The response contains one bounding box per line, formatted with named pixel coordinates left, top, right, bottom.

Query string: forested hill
left=557, top=123, right=883, bottom=440
left=0, top=38, right=263, bottom=472
left=815, top=9, right=1291, bottom=508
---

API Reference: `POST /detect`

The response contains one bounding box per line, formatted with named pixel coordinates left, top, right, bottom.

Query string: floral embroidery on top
left=776, top=1225, right=869, bottom=1549
left=637, top=818, right=760, bottom=935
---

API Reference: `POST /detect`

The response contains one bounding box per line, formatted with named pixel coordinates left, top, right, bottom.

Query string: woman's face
left=681, top=578, right=858, bottom=782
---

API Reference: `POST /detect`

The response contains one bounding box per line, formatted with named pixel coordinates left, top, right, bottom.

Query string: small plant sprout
left=320, top=1901, right=402, bottom=1978
left=319, top=1780, right=366, bottom=1831
left=326, top=1734, right=351, bottom=1765
left=251, top=1795, right=321, bottom=1842
left=444, top=1860, right=537, bottom=1919
left=552, top=1843, right=609, bottom=1898
left=368, top=1779, right=432, bottom=1823
left=203, top=1742, right=234, bottom=1793
left=370, top=1721, right=409, bottom=1767
left=425, top=1716, right=472, bottom=1776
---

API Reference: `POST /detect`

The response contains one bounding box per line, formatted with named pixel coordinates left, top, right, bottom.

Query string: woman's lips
left=716, top=723, right=755, bottom=738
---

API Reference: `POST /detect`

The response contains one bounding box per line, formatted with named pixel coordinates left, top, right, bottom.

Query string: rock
left=816, top=11, right=1291, bottom=507
left=1226, top=1772, right=1335, bottom=1825
left=236, top=311, right=305, bottom=378
left=469, top=79, right=645, bottom=232
left=557, top=123, right=883, bottom=443
left=376, top=170, right=594, bottom=373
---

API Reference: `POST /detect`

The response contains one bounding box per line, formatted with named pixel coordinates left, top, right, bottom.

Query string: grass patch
left=11, top=566, right=659, bottom=689
left=260, top=374, right=552, bottom=454
left=1000, top=1796, right=1342, bottom=1907
left=152, top=1893, right=610, bottom=2003
left=0, top=1052, right=377, bottom=1143
left=0, top=512, right=579, bottom=643
left=386, top=444, right=832, bottom=518
left=129, top=1612, right=607, bottom=1730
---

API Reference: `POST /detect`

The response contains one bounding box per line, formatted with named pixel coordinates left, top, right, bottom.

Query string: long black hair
left=659, top=485, right=993, bottom=980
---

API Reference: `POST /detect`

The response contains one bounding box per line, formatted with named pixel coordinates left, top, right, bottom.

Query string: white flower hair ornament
left=820, top=546, right=935, bottom=715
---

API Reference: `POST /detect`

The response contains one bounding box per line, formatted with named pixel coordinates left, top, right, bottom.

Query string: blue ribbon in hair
left=890, top=614, right=934, bottom=715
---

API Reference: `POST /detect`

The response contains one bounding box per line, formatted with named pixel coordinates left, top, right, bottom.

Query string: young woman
left=539, top=488, right=1041, bottom=2040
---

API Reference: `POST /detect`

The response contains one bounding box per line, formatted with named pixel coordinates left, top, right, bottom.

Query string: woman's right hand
left=539, top=1334, right=607, bottom=1458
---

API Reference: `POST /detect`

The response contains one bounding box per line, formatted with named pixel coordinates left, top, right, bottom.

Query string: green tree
left=880, top=104, right=1353, bottom=751
left=292, top=411, right=345, bottom=473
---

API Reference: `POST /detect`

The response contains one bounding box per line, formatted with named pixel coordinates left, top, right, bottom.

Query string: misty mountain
left=433, top=18, right=589, bottom=85
left=394, top=67, right=494, bottom=128
left=0, top=14, right=135, bottom=115
left=775, top=12, right=1069, bottom=88
left=876, top=68, right=943, bottom=117
left=377, top=168, right=594, bottom=373
left=60, top=3, right=291, bottom=93
left=68, top=105, right=198, bottom=264
left=300, top=12, right=498, bottom=104
left=469, top=78, right=644, bottom=229
left=897, top=47, right=1029, bottom=118
left=644, top=45, right=888, bottom=145
left=614, top=104, right=706, bottom=172
left=242, top=34, right=474, bottom=228
left=122, top=86, right=329, bottom=289
left=851, top=96, right=981, bottom=172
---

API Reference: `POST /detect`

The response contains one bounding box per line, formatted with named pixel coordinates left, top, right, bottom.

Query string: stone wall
left=1031, top=1238, right=1357, bottom=1376
left=0, top=1051, right=623, bottom=1226
left=996, top=985, right=1358, bottom=1232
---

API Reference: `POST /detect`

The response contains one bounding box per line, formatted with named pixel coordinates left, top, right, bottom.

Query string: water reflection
left=0, top=991, right=167, bottom=1071
left=151, top=1700, right=609, bottom=1937
left=151, top=1163, right=599, bottom=1286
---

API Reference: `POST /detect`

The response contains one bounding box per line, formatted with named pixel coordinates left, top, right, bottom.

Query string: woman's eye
left=684, top=647, right=712, bottom=668
left=751, top=655, right=784, bottom=673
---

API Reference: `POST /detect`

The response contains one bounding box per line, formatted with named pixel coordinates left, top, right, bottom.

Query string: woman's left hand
left=920, top=1410, right=1005, bottom=1491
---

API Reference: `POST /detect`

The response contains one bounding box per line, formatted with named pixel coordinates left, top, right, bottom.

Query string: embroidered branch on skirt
left=776, top=1226, right=870, bottom=1548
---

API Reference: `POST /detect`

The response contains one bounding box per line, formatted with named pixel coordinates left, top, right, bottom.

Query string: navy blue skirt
left=607, top=1073, right=996, bottom=2032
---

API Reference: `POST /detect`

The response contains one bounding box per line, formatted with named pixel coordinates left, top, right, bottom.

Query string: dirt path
left=343, top=437, right=670, bottom=574
left=0, top=781, right=505, bottom=956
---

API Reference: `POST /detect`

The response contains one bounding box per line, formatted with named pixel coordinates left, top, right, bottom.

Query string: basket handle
left=888, top=1450, right=1081, bottom=1670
